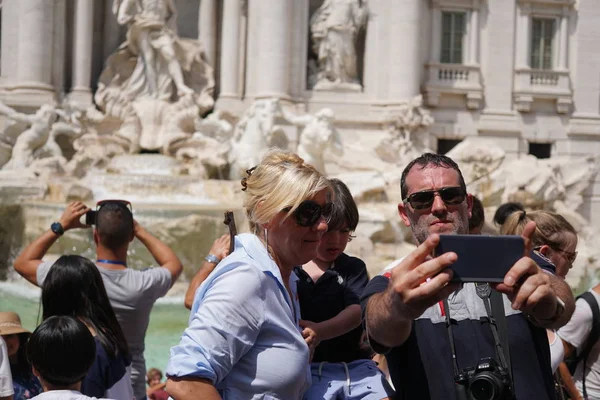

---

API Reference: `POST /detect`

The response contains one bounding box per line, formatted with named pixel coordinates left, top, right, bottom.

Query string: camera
left=454, top=357, right=514, bottom=400
left=85, top=210, right=97, bottom=226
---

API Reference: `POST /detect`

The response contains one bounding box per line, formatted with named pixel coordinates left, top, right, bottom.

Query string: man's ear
left=93, top=229, right=99, bottom=246
left=466, top=193, right=473, bottom=219
left=398, top=202, right=411, bottom=227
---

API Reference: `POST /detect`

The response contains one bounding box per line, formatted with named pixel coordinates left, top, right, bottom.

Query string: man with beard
left=361, top=153, right=574, bottom=400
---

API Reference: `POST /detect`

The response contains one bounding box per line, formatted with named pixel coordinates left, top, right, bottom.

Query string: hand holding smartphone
left=435, top=235, right=525, bottom=283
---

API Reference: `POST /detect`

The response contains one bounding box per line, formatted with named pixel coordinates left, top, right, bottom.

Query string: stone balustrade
left=424, top=63, right=484, bottom=110
left=513, top=68, right=572, bottom=113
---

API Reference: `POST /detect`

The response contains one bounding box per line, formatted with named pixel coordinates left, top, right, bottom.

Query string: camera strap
left=443, top=298, right=461, bottom=377
left=486, top=287, right=513, bottom=383
left=444, top=285, right=513, bottom=383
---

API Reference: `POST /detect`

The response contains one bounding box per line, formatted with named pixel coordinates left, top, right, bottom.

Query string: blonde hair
left=242, top=150, right=332, bottom=233
left=500, top=210, right=576, bottom=249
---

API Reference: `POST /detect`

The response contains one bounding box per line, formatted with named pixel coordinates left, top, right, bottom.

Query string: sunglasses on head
left=96, top=199, right=132, bottom=213
left=283, top=201, right=334, bottom=227
left=403, top=187, right=466, bottom=210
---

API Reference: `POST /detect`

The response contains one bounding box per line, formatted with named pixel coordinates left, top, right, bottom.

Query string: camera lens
left=469, top=374, right=502, bottom=400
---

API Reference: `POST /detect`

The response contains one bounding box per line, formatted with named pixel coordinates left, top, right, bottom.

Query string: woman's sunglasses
left=403, top=187, right=466, bottom=210
left=284, top=201, right=334, bottom=227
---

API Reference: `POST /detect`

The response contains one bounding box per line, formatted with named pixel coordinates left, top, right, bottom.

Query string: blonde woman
left=166, top=151, right=333, bottom=400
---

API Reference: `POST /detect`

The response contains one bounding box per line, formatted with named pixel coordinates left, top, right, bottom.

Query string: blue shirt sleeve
left=166, top=262, right=266, bottom=383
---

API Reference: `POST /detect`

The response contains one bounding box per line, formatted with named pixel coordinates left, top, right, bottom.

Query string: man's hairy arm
left=134, top=221, right=183, bottom=285
left=364, top=235, right=458, bottom=350
left=547, top=273, right=575, bottom=328
left=366, top=290, right=412, bottom=348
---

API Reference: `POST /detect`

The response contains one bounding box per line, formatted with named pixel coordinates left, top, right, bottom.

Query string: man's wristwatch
left=50, top=222, right=65, bottom=236
left=204, top=254, right=220, bottom=264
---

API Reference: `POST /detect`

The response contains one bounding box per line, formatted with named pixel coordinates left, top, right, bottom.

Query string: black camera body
left=454, top=357, right=514, bottom=400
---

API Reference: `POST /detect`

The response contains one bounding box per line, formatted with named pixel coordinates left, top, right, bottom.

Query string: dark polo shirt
left=295, top=253, right=369, bottom=363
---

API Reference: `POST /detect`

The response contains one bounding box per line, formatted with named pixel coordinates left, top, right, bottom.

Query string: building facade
left=0, top=0, right=598, bottom=223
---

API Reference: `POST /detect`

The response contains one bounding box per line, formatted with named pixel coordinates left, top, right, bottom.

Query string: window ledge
left=513, top=69, right=573, bottom=114
left=424, top=63, right=484, bottom=110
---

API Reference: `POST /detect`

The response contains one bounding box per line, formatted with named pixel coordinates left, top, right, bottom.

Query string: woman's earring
left=264, top=227, right=269, bottom=248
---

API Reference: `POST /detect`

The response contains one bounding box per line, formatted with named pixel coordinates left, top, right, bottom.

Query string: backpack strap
left=574, top=291, right=600, bottom=399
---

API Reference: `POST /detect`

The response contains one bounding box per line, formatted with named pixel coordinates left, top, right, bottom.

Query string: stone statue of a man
left=310, top=0, right=368, bottom=91
left=113, top=0, right=194, bottom=98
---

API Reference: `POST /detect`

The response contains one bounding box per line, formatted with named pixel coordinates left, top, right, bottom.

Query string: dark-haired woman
left=41, top=255, right=133, bottom=400
left=0, top=312, right=42, bottom=400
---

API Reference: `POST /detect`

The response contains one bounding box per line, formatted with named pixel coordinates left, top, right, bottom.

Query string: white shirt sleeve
left=0, top=337, right=14, bottom=397
left=557, top=297, right=594, bottom=350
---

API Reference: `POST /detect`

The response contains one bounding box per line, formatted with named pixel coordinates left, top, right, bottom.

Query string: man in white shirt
left=0, top=336, right=13, bottom=400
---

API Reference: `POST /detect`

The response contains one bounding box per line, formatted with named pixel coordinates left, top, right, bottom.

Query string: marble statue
left=310, top=0, right=368, bottom=91
left=375, top=94, right=434, bottom=164
left=166, top=110, right=236, bottom=179
left=282, top=108, right=343, bottom=175
left=0, top=104, right=59, bottom=170
left=95, top=0, right=214, bottom=153
left=228, top=99, right=289, bottom=180
left=113, top=0, right=194, bottom=98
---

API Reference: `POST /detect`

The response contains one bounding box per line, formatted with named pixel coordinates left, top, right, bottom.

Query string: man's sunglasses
left=403, top=187, right=466, bottom=210
left=283, top=201, right=334, bottom=227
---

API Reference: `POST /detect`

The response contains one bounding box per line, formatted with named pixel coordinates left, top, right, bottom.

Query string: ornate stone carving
left=228, top=99, right=289, bottom=180
left=282, top=108, right=343, bottom=175
left=95, top=0, right=215, bottom=153
left=309, top=0, right=368, bottom=92
left=375, top=95, right=434, bottom=164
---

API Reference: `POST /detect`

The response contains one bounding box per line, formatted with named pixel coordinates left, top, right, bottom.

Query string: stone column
left=1, top=0, right=20, bottom=83
left=430, top=6, right=441, bottom=63
left=253, top=0, right=291, bottom=99
left=13, top=0, right=55, bottom=104
left=515, top=5, right=530, bottom=69
left=388, top=0, right=421, bottom=101
left=468, top=8, right=479, bottom=65
left=69, top=0, right=95, bottom=106
left=558, top=10, right=569, bottom=70
left=219, top=0, right=242, bottom=99
left=199, top=0, right=218, bottom=67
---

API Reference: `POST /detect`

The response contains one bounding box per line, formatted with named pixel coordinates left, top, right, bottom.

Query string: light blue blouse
left=166, top=233, right=311, bottom=399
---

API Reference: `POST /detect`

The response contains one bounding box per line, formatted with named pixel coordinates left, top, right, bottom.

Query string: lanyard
left=97, top=259, right=127, bottom=266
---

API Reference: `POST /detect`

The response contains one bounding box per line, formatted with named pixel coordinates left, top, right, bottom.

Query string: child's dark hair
left=493, top=202, right=524, bottom=226
left=27, top=316, right=95, bottom=387
left=42, top=255, right=130, bottom=360
left=327, top=179, right=359, bottom=232
left=469, top=196, right=485, bottom=232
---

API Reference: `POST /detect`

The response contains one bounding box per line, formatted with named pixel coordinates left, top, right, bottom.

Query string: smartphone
left=85, top=210, right=97, bottom=226
left=435, top=235, right=524, bottom=283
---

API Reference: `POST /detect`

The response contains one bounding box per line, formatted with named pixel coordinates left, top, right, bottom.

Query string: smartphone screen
left=435, top=235, right=524, bottom=283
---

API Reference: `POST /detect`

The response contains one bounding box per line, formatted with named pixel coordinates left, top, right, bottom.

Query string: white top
left=0, top=336, right=13, bottom=397
left=558, top=290, right=600, bottom=399
left=167, top=233, right=312, bottom=399
left=31, top=390, right=110, bottom=400
left=37, top=261, right=172, bottom=400
left=548, top=330, right=565, bottom=373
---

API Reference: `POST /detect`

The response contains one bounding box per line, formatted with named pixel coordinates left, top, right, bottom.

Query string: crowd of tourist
left=0, top=149, right=595, bottom=400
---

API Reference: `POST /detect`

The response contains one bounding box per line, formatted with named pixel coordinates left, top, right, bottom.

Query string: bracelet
left=204, top=254, right=220, bottom=264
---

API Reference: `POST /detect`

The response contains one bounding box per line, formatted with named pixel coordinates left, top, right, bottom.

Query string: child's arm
left=147, top=382, right=167, bottom=397
left=300, top=304, right=361, bottom=342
